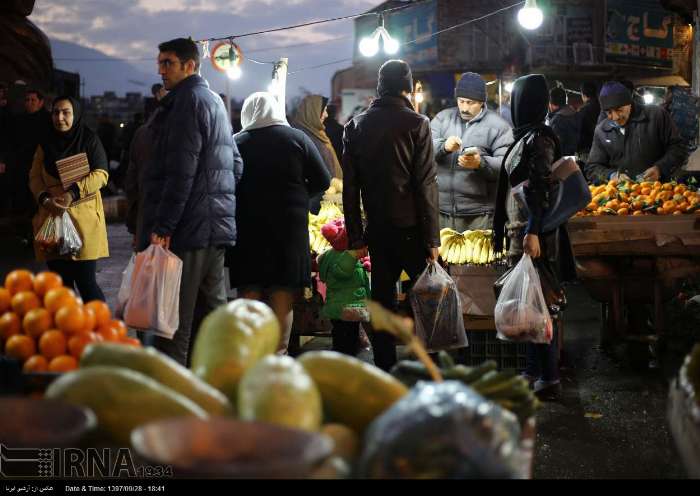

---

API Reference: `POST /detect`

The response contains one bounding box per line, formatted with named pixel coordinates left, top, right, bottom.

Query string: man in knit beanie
left=342, top=59, right=439, bottom=372
left=430, top=72, right=512, bottom=231
left=586, top=80, right=687, bottom=183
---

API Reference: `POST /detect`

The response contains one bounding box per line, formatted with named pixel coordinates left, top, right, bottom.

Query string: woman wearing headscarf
left=29, top=95, right=109, bottom=301
left=493, top=75, right=576, bottom=400
left=293, top=95, right=342, bottom=214
left=227, top=92, right=331, bottom=354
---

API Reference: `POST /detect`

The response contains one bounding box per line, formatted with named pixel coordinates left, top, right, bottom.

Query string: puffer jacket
left=318, top=249, right=370, bottom=321
left=586, top=104, right=687, bottom=183
left=343, top=95, right=439, bottom=249
left=138, top=75, right=243, bottom=252
left=431, top=107, right=512, bottom=217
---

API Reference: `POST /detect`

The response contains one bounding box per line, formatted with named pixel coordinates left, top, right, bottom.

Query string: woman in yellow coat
left=29, top=95, right=109, bottom=301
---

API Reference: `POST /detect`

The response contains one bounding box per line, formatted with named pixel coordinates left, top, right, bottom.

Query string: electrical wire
left=287, top=58, right=354, bottom=76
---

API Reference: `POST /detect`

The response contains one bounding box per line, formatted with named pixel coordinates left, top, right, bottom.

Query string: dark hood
left=511, top=74, right=549, bottom=141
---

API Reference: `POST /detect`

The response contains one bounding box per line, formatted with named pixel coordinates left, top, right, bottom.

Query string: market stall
left=571, top=179, right=700, bottom=340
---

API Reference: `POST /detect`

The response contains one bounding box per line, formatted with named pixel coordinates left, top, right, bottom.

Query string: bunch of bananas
left=439, top=228, right=504, bottom=266
left=308, top=202, right=344, bottom=255
left=309, top=226, right=331, bottom=254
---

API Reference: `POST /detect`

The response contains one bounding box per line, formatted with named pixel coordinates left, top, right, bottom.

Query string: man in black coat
left=586, top=81, right=687, bottom=183
left=546, top=87, right=579, bottom=156
left=343, top=59, right=440, bottom=371
left=140, top=37, right=243, bottom=366
left=324, top=103, right=344, bottom=162
left=576, top=81, right=600, bottom=161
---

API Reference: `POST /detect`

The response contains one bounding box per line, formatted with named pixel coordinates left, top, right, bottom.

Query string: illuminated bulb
left=415, top=92, right=424, bottom=104
left=359, top=35, right=380, bottom=57
left=505, top=82, right=515, bottom=93
left=383, top=33, right=400, bottom=55
left=643, top=93, right=654, bottom=105
left=518, top=0, right=544, bottom=30
left=226, top=65, right=242, bottom=80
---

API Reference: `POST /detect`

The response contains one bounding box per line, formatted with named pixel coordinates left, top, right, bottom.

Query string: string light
left=359, top=14, right=399, bottom=57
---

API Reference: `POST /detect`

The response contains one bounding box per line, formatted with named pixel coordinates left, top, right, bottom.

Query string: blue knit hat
left=599, top=81, right=633, bottom=111
left=455, top=72, right=486, bottom=102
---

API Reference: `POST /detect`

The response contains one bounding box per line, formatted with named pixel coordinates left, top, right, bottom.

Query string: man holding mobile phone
left=431, top=72, right=512, bottom=232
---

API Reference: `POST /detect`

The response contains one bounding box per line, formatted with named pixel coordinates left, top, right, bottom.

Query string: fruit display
left=324, top=177, right=344, bottom=197
left=190, top=299, right=281, bottom=409
left=308, top=201, right=344, bottom=255
left=46, top=365, right=208, bottom=445
left=298, top=351, right=409, bottom=434
left=237, top=355, right=323, bottom=432
left=577, top=179, right=700, bottom=217
left=0, top=269, right=139, bottom=374
left=439, top=228, right=505, bottom=265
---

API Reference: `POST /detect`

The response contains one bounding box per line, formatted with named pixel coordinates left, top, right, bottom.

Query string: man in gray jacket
left=431, top=72, right=512, bottom=231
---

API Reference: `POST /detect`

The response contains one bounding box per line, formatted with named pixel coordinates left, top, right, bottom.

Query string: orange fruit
left=44, top=287, right=78, bottom=315
left=109, top=320, right=129, bottom=339
left=68, top=332, right=100, bottom=359
left=48, top=355, right=78, bottom=373
left=11, top=291, right=41, bottom=317
left=122, top=337, right=142, bottom=348
left=39, top=330, right=67, bottom=360
left=32, top=271, right=63, bottom=298
left=5, top=270, right=35, bottom=296
left=23, top=308, right=53, bottom=338
left=0, top=312, right=21, bottom=341
left=673, top=210, right=683, bottom=215
left=657, top=207, right=667, bottom=215
left=85, top=300, right=111, bottom=328
left=5, top=334, right=36, bottom=362
left=617, top=208, right=629, bottom=216
left=674, top=185, right=686, bottom=194
left=82, top=307, right=96, bottom=333
left=662, top=183, right=674, bottom=191
left=23, top=355, right=48, bottom=373
left=97, top=324, right=120, bottom=342
left=641, top=187, right=651, bottom=196
left=55, top=305, right=86, bottom=335
left=0, top=288, right=11, bottom=314
left=663, top=200, right=676, bottom=211
left=632, top=210, right=644, bottom=216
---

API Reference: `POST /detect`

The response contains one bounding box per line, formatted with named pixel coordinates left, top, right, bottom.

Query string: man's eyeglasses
left=157, top=59, right=181, bottom=69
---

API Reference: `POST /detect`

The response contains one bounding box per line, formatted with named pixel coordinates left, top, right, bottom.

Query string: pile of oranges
left=577, top=180, right=700, bottom=217
left=0, top=269, right=140, bottom=374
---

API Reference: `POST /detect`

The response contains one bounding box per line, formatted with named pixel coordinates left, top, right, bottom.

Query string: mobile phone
left=461, top=146, right=479, bottom=156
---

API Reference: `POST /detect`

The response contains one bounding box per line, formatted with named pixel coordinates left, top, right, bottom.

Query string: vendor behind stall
left=586, top=81, right=687, bottom=183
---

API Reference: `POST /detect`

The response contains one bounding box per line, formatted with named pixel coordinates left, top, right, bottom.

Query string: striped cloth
left=55, top=152, right=90, bottom=190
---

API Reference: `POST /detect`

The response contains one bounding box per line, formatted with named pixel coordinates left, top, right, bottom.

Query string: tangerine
left=109, top=320, right=128, bottom=339
left=55, top=305, right=86, bottom=335
left=97, top=324, right=120, bottom=342
left=632, top=210, right=644, bottom=216
left=68, top=332, right=100, bottom=359
left=5, top=270, right=34, bottom=296
left=85, top=300, right=111, bottom=328
left=11, top=291, right=41, bottom=317
left=0, top=312, right=21, bottom=341
left=122, top=337, right=142, bottom=348
left=5, top=334, right=36, bottom=362
left=673, top=210, right=683, bottom=215
left=0, top=288, right=11, bottom=314
left=23, top=355, right=48, bottom=373
left=39, top=330, right=67, bottom=360
left=82, top=307, right=96, bottom=333
left=48, top=355, right=78, bottom=373
left=32, top=272, right=63, bottom=298
left=22, top=308, right=53, bottom=338
left=44, top=287, right=78, bottom=315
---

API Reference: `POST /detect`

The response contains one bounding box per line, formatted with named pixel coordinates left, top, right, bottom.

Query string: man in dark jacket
left=546, top=87, right=579, bottom=156
left=576, top=81, right=600, bottom=161
left=140, top=37, right=243, bottom=366
left=324, top=103, right=344, bottom=162
left=343, top=59, right=439, bottom=372
left=586, top=81, right=687, bottom=183
left=430, top=72, right=512, bottom=231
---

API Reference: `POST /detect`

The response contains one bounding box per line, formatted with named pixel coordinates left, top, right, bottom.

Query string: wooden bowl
left=0, top=396, right=97, bottom=447
left=131, top=417, right=334, bottom=479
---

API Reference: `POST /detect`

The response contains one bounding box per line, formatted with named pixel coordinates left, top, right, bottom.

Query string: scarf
left=238, top=92, right=289, bottom=134
left=41, top=95, right=107, bottom=179
left=294, top=95, right=342, bottom=178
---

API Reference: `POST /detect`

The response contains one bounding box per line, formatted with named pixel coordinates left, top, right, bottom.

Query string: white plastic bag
left=494, top=254, right=553, bottom=344
left=114, top=254, right=136, bottom=319
left=58, top=211, right=83, bottom=256
left=409, top=262, right=468, bottom=353
left=124, top=245, right=182, bottom=339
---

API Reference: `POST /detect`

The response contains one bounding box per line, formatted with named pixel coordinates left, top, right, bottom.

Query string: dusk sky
left=30, top=0, right=381, bottom=100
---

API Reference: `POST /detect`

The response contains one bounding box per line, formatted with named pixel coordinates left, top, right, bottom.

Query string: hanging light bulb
left=643, top=93, right=654, bottom=105
left=224, top=40, right=243, bottom=80
left=359, top=13, right=399, bottom=57
left=518, top=0, right=544, bottom=30
left=504, top=82, right=515, bottom=93
left=227, top=65, right=242, bottom=80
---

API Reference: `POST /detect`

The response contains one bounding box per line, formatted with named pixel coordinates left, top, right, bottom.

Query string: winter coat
left=125, top=121, right=152, bottom=236
left=576, top=99, right=600, bottom=154
left=343, top=95, right=440, bottom=249
left=586, top=104, right=687, bottom=183
left=547, top=106, right=580, bottom=156
left=430, top=106, right=513, bottom=217
left=318, top=249, right=371, bottom=321
left=227, top=125, right=331, bottom=290
left=29, top=146, right=109, bottom=261
left=138, top=75, right=243, bottom=252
